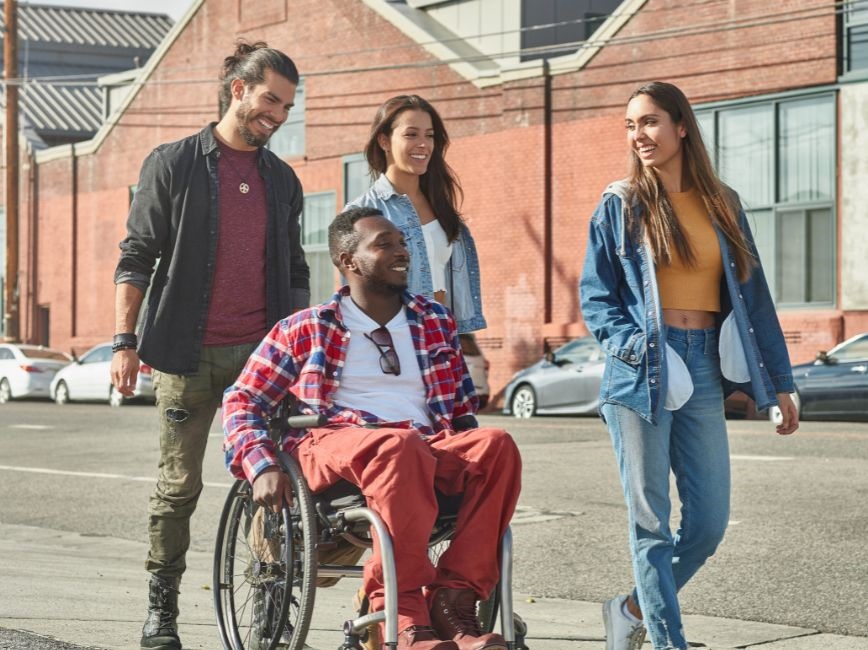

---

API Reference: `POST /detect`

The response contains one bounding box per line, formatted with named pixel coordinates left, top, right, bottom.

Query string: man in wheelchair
left=223, top=207, right=522, bottom=650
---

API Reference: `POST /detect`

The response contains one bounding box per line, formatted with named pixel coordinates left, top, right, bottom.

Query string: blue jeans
left=601, top=327, right=730, bottom=650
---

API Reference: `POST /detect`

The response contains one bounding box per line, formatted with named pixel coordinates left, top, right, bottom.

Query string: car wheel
left=511, top=385, right=536, bottom=418
left=109, top=385, right=126, bottom=408
left=54, top=381, right=70, bottom=405
left=0, top=378, right=11, bottom=404
left=769, top=391, right=801, bottom=424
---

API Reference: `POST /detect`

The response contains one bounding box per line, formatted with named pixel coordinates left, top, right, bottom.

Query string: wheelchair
left=213, top=414, right=528, bottom=650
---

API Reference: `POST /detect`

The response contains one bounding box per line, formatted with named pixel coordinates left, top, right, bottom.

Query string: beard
left=355, top=258, right=408, bottom=296
left=234, top=98, right=276, bottom=147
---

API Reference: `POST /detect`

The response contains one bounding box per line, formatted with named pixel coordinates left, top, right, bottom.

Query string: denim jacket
left=345, top=174, right=486, bottom=333
left=579, top=180, right=794, bottom=423
left=114, top=124, right=310, bottom=375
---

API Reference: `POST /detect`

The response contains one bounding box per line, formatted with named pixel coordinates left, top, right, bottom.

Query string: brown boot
left=429, top=588, right=507, bottom=650
left=396, top=625, right=458, bottom=650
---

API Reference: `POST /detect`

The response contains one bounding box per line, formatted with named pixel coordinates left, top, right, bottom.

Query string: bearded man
left=110, top=40, right=310, bottom=650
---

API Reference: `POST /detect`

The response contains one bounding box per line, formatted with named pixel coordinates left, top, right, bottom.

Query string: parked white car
left=50, top=342, right=155, bottom=406
left=459, top=333, right=490, bottom=409
left=0, top=344, right=72, bottom=403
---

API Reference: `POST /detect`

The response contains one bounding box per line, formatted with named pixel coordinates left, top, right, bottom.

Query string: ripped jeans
left=146, top=341, right=258, bottom=579
left=601, top=327, right=730, bottom=650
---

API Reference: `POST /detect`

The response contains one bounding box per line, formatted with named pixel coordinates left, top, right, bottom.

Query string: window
left=302, top=192, right=337, bottom=303
left=343, top=154, right=371, bottom=205
left=842, top=0, right=868, bottom=75
left=696, top=93, right=836, bottom=307
left=268, top=78, right=305, bottom=158
left=520, top=0, right=621, bottom=61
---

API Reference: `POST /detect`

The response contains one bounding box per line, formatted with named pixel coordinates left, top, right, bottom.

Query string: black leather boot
left=140, top=575, right=182, bottom=650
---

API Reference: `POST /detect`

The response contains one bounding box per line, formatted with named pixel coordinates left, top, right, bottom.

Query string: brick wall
left=13, top=0, right=863, bottom=405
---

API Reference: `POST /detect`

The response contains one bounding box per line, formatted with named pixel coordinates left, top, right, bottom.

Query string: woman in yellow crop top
left=580, top=82, right=799, bottom=650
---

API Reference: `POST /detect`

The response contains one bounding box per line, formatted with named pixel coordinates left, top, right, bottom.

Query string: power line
left=0, top=0, right=851, bottom=87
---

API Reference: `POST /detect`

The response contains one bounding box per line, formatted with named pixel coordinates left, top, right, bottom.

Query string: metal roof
left=0, top=2, right=173, bottom=145
left=19, top=82, right=103, bottom=136
left=2, top=2, right=173, bottom=49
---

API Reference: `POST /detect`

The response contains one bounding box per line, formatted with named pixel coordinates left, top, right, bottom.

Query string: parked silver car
left=0, top=344, right=72, bottom=403
left=50, top=342, right=155, bottom=406
left=504, top=336, right=781, bottom=420
left=503, top=337, right=604, bottom=418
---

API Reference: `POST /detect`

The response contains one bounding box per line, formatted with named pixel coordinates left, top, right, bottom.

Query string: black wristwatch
left=112, top=333, right=138, bottom=353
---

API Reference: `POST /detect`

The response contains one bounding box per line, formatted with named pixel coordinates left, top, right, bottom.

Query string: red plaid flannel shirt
left=223, top=287, right=479, bottom=483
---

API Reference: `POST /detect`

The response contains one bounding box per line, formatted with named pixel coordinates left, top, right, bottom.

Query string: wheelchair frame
left=213, top=416, right=525, bottom=650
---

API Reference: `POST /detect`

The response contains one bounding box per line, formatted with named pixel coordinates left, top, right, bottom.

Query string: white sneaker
left=602, top=595, right=646, bottom=650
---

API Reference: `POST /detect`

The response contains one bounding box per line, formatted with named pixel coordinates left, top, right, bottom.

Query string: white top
left=332, top=297, right=431, bottom=427
left=422, top=219, right=453, bottom=294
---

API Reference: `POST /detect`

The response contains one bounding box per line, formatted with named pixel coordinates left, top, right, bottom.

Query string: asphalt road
left=0, top=400, right=866, bottom=642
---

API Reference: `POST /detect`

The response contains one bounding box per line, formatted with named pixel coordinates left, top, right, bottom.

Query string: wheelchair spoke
left=215, top=460, right=317, bottom=650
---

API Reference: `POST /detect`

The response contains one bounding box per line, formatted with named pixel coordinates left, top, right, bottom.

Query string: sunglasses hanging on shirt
left=364, top=327, right=401, bottom=375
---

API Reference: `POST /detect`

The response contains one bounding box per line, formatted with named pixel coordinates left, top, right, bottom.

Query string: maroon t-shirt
left=203, top=142, right=268, bottom=346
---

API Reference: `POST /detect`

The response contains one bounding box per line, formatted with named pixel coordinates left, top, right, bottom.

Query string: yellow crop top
left=656, top=189, right=723, bottom=312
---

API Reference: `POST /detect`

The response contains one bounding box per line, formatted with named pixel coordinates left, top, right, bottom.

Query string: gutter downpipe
left=71, top=145, right=77, bottom=338
left=26, top=147, right=37, bottom=341
left=543, top=58, right=553, bottom=324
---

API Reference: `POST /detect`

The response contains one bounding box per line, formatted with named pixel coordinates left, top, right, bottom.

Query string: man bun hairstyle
left=328, top=207, right=384, bottom=267
left=219, top=40, right=299, bottom=116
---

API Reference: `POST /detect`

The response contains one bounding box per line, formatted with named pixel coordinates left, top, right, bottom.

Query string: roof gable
left=363, top=0, right=647, bottom=87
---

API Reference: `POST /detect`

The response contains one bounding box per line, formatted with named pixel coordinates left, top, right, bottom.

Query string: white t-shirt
left=332, top=298, right=432, bottom=427
left=422, top=219, right=453, bottom=294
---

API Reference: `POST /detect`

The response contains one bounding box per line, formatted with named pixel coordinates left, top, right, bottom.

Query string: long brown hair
left=364, top=95, right=464, bottom=242
left=625, top=81, right=755, bottom=282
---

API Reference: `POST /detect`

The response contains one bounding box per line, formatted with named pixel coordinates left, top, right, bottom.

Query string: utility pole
left=3, top=0, right=20, bottom=342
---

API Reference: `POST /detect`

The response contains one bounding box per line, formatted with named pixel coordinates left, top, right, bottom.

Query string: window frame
left=695, top=89, right=838, bottom=310
left=343, top=153, right=371, bottom=206
left=301, top=191, right=338, bottom=304
left=267, top=77, right=305, bottom=159
left=841, top=0, right=868, bottom=79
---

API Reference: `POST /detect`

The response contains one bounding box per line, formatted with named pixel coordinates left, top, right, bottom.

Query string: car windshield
left=81, top=346, right=113, bottom=363
left=21, top=348, right=69, bottom=361
left=829, top=335, right=868, bottom=362
left=553, top=338, right=602, bottom=364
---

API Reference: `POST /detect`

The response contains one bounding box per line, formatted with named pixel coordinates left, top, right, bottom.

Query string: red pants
left=292, top=426, right=521, bottom=631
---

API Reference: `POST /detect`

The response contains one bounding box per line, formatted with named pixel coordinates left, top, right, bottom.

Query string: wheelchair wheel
left=214, top=461, right=317, bottom=650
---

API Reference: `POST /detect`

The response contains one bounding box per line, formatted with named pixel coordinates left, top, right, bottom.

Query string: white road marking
left=510, top=506, right=570, bottom=525
left=0, top=464, right=233, bottom=489
left=7, top=424, right=53, bottom=430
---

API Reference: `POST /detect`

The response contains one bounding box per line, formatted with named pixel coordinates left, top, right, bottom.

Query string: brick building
left=9, top=0, right=868, bottom=407
left=0, top=2, right=173, bottom=343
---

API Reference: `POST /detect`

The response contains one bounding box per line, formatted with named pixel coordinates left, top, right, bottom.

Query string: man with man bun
left=111, top=41, right=309, bottom=650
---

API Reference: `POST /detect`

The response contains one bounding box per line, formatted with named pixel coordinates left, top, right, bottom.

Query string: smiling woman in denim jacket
left=579, top=82, right=799, bottom=650
left=345, top=95, right=486, bottom=334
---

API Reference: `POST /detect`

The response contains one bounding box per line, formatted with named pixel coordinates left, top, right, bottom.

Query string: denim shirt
left=579, top=180, right=794, bottom=423
left=114, top=124, right=310, bottom=375
left=345, top=174, right=486, bottom=333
